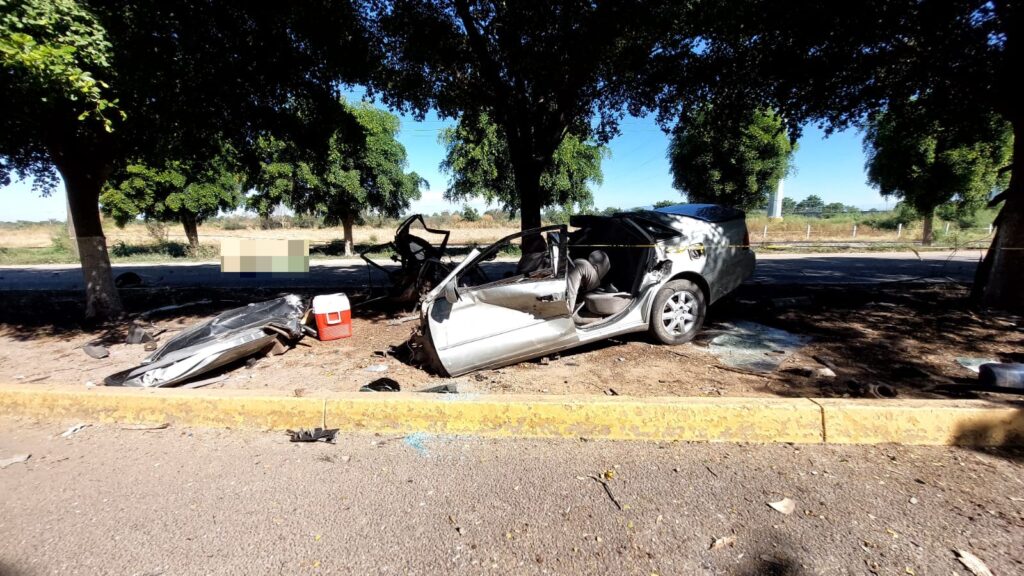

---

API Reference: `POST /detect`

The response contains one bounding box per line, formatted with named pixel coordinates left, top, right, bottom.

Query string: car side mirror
left=444, top=280, right=460, bottom=304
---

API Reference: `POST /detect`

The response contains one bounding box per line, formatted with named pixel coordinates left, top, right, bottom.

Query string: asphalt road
left=0, top=250, right=985, bottom=291
left=1, top=419, right=1021, bottom=575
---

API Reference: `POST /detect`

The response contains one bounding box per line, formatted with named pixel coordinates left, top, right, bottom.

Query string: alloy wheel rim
left=662, top=290, right=696, bottom=336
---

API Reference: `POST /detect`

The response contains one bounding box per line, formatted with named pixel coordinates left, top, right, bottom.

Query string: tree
left=460, top=205, right=480, bottom=222
left=248, top=100, right=425, bottom=255
left=1, top=0, right=369, bottom=319
left=653, top=200, right=678, bottom=209
left=864, top=101, right=1012, bottom=245
left=668, top=107, right=794, bottom=210
left=781, top=197, right=797, bottom=214
left=795, top=195, right=825, bottom=215
left=649, top=0, right=1020, bottom=309
left=439, top=113, right=607, bottom=218
left=100, top=154, right=243, bottom=252
left=366, top=0, right=668, bottom=233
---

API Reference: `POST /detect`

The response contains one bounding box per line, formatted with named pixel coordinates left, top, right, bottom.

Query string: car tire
left=649, top=279, right=706, bottom=345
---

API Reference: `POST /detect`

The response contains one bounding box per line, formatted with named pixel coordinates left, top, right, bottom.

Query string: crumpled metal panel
left=106, top=295, right=305, bottom=388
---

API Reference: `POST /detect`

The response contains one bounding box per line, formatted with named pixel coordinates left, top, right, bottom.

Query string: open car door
left=422, top=225, right=576, bottom=376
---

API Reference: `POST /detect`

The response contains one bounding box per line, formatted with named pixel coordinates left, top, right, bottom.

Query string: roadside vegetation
left=0, top=205, right=999, bottom=265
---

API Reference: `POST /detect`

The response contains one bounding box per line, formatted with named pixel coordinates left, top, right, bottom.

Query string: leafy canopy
left=249, top=100, right=425, bottom=225
left=864, top=100, right=1013, bottom=218
left=439, top=113, right=607, bottom=215
left=668, top=107, right=794, bottom=210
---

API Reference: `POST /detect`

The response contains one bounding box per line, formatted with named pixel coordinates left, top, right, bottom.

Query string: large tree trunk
left=921, top=212, right=934, bottom=246
left=342, top=214, right=355, bottom=257
left=58, top=163, right=123, bottom=321
left=180, top=213, right=200, bottom=254
left=974, top=123, right=1023, bottom=311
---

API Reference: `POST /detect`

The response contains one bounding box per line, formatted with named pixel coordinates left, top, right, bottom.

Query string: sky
left=0, top=90, right=890, bottom=222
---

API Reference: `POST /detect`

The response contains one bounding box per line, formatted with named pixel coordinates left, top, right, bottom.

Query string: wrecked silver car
left=413, top=204, right=755, bottom=376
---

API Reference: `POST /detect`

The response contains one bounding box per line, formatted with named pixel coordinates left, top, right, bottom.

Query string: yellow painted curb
left=324, top=394, right=823, bottom=443
left=816, top=398, right=1024, bottom=446
left=0, top=384, right=1021, bottom=446
left=0, top=385, right=325, bottom=430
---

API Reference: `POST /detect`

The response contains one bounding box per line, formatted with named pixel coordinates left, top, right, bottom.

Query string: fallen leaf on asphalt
left=710, top=536, right=736, bottom=550
left=602, top=469, right=616, bottom=481
left=768, top=498, right=796, bottom=515
left=955, top=550, right=993, bottom=576
left=0, top=454, right=31, bottom=469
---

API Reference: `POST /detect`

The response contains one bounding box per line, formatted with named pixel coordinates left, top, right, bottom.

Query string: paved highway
left=0, top=250, right=984, bottom=291
left=0, top=420, right=1020, bottom=575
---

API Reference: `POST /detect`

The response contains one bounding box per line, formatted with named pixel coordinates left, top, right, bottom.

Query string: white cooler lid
left=312, top=293, right=350, bottom=314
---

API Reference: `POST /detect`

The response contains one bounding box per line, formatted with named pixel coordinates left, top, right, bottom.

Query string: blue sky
left=0, top=93, right=890, bottom=222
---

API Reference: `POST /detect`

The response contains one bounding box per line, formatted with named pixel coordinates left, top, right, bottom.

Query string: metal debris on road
left=83, top=344, right=109, bottom=359
left=955, top=550, right=994, bottom=576
left=60, top=423, right=89, bottom=438
left=709, top=322, right=811, bottom=373
left=286, top=428, right=339, bottom=443
left=768, top=497, right=796, bottom=515
left=0, top=454, right=31, bottom=469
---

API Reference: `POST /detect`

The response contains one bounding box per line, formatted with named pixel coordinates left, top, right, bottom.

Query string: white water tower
left=767, top=179, right=784, bottom=220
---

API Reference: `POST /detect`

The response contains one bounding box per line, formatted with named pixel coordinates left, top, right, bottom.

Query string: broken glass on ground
left=105, top=295, right=306, bottom=388
left=708, top=321, right=811, bottom=373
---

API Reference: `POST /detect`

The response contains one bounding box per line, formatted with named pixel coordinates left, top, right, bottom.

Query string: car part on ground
left=411, top=204, right=757, bottom=376
left=105, top=295, right=306, bottom=388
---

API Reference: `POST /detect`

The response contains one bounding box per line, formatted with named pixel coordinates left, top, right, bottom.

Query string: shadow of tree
left=951, top=408, right=1024, bottom=462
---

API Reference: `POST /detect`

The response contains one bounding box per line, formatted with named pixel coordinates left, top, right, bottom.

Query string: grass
left=0, top=210, right=1000, bottom=266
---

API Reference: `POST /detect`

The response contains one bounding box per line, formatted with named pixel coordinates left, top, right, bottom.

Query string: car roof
left=651, top=203, right=745, bottom=222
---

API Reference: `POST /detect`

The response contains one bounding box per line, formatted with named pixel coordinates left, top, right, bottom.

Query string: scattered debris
left=364, top=364, right=389, bottom=373
left=106, top=295, right=306, bottom=388
left=605, top=388, right=619, bottom=396
left=126, top=324, right=155, bottom=344
left=83, top=344, right=109, bottom=359
left=586, top=474, right=623, bottom=511
left=812, top=355, right=840, bottom=372
left=956, top=357, right=1000, bottom=374
left=403, top=432, right=429, bottom=455
left=119, top=422, right=170, bottom=431
left=286, top=428, right=338, bottom=443
left=909, top=497, right=918, bottom=505
left=710, top=536, right=736, bottom=550
left=360, top=378, right=401, bottom=392
left=768, top=498, right=796, bottom=515
left=709, top=322, right=811, bottom=373
left=61, top=423, right=89, bottom=438
left=816, top=367, right=837, bottom=379
left=420, top=382, right=458, bottom=394
left=312, top=293, right=352, bottom=341
left=0, top=454, right=31, bottom=469
left=955, top=550, right=993, bottom=576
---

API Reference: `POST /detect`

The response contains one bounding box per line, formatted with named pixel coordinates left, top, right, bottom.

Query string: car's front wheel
left=649, top=279, right=706, bottom=345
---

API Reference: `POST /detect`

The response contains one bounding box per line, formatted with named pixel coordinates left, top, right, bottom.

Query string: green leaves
left=0, top=0, right=118, bottom=128
left=439, top=113, right=606, bottom=215
left=669, top=107, right=794, bottom=210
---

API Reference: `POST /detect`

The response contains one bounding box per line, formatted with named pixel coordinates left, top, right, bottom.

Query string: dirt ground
left=0, top=282, right=1021, bottom=401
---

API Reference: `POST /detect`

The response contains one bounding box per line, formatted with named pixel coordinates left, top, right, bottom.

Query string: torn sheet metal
left=708, top=321, right=811, bottom=373
left=106, top=295, right=305, bottom=388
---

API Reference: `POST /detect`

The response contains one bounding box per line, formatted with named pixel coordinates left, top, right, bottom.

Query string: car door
left=423, top=226, right=577, bottom=376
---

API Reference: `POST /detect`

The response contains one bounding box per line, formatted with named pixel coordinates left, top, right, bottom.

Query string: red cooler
left=312, top=293, right=352, bottom=340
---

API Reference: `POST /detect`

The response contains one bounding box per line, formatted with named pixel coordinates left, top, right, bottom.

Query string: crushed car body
left=412, top=204, right=756, bottom=377
left=106, top=295, right=306, bottom=387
